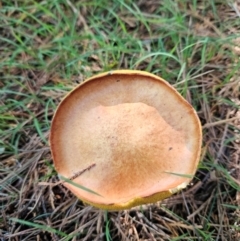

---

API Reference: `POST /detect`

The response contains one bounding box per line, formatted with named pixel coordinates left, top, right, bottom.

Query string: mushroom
left=50, top=70, right=202, bottom=210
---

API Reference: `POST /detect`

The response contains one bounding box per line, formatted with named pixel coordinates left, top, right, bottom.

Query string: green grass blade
left=164, top=172, right=194, bottom=179
left=10, top=218, right=67, bottom=237
left=59, top=175, right=103, bottom=197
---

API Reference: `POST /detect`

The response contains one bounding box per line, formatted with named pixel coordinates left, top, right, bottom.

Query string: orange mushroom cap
left=50, top=70, right=202, bottom=210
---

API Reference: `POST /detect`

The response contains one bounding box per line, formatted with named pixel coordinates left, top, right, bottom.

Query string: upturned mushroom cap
left=50, top=70, right=202, bottom=210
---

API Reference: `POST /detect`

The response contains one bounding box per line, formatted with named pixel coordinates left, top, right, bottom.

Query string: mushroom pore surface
left=58, top=102, right=192, bottom=204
